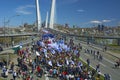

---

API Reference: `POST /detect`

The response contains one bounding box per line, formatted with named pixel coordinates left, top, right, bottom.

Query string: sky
left=0, top=0, right=120, bottom=28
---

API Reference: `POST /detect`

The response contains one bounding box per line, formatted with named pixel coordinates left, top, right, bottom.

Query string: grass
left=107, top=44, right=120, bottom=54
left=109, top=50, right=120, bottom=54
left=108, top=44, right=119, bottom=46
left=0, top=78, right=4, bottom=80
left=108, top=44, right=120, bottom=48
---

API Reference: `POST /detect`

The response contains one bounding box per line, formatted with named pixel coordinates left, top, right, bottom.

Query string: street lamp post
left=3, top=15, right=20, bottom=78
left=3, top=17, right=6, bottom=48
left=6, top=15, right=20, bottom=46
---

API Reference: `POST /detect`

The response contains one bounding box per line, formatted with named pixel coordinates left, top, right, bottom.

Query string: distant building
left=98, top=24, right=105, bottom=32
left=0, top=28, right=4, bottom=34
left=65, top=23, right=69, bottom=28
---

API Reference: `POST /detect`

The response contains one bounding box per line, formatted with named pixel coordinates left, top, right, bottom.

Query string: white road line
left=99, top=62, right=106, bottom=67
left=103, top=57, right=115, bottom=65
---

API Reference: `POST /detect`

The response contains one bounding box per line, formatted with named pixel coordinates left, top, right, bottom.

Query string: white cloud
left=16, top=10, right=32, bottom=15
left=90, top=20, right=102, bottom=24
left=16, top=5, right=35, bottom=15
left=102, top=20, right=111, bottom=23
left=77, top=9, right=85, bottom=12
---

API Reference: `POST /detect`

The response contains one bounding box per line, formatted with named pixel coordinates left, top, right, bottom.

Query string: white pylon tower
left=49, top=0, right=56, bottom=29
left=36, top=0, right=41, bottom=32
left=45, top=12, right=48, bottom=28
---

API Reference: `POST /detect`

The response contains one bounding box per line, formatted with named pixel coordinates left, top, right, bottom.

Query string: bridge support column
left=117, top=39, right=120, bottom=46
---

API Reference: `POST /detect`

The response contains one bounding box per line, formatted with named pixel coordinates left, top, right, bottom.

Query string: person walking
left=10, top=62, right=15, bottom=71
left=13, top=71, right=17, bottom=80
left=2, top=66, right=7, bottom=77
left=86, top=58, right=90, bottom=67
left=96, top=64, right=100, bottom=72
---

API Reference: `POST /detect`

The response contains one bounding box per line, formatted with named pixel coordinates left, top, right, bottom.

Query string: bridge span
left=0, top=33, right=39, bottom=37
left=47, top=28, right=120, bottom=45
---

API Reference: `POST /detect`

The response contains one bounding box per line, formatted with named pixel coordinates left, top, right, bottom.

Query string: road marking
left=99, top=62, right=106, bottom=67
left=103, top=57, right=115, bottom=65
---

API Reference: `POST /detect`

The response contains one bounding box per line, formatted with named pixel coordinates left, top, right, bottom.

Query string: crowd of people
left=0, top=30, right=109, bottom=80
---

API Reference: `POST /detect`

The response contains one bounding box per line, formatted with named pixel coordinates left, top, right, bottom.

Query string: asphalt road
left=73, top=38, right=120, bottom=80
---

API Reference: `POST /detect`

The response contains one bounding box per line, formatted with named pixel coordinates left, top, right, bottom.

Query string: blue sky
left=0, top=0, right=120, bottom=27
